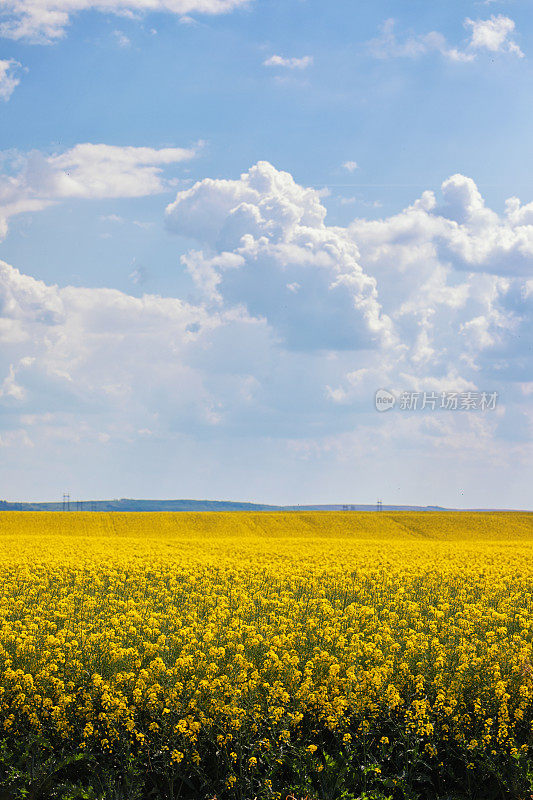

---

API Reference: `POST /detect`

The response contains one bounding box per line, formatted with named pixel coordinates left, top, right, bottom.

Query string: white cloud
left=0, top=142, right=199, bottom=239
left=112, top=30, right=131, bottom=48
left=0, top=362, right=26, bottom=400
left=166, top=160, right=393, bottom=351
left=0, top=163, right=531, bottom=495
left=370, top=18, right=474, bottom=62
left=263, top=55, right=313, bottom=70
left=342, top=161, right=358, bottom=173
left=0, top=255, right=310, bottom=455
left=0, top=58, right=23, bottom=100
left=370, top=15, right=523, bottom=62
left=465, top=14, right=523, bottom=57
left=435, top=174, right=533, bottom=275
left=349, top=172, right=533, bottom=278
left=0, top=256, right=251, bottom=426
left=165, top=162, right=532, bottom=424
left=47, top=143, right=199, bottom=198
left=0, top=0, right=251, bottom=43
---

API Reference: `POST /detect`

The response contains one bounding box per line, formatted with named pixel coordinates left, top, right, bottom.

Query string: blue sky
left=0, top=0, right=531, bottom=507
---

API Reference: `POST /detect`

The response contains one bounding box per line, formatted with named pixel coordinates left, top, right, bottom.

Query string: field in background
left=1, top=511, right=533, bottom=800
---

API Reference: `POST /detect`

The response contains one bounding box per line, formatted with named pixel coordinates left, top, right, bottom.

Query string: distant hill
left=0, top=498, right=279, bottom=512
left=283, top=504, right=449, bottom=511
left=0, top=499, right=526, bottom=512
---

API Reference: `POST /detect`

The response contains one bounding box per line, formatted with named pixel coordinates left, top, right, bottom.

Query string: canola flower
left=0, top=510, right=533, bottom=798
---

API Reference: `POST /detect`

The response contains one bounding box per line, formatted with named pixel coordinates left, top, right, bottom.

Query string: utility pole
left=62, top=493, right=70, bottom=511
left=377, top=499, right=383, bottom=512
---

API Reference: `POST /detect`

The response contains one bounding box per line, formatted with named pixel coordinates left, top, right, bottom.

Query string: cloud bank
left=0, top=0, right=251, bottom=43
left=0, top=162, right=531, bottom=501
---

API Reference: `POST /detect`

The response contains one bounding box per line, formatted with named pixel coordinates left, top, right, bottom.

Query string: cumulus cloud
left=0, top=257, right=272, bottom=436
left=0, top=162, right=531, bottom=493
left=164, top=162, right=531, bottom=434
left=263, top=55, right=313, bottom=70
left=346, top=175, right=533, bottom=394
left=436, top=175, right=533, bottom=275
left=465, top=14, right=523, bottom=57
left=342, top=161, right=358, bottom=173
left=0, top=142, right=199, bottom=239
left=370, top=15, right=523, bottom=62
left=0, top=254, right=367, bottom=450
left=0, top=0, right=251, bottom=43
left=349, top=172, right=533, bottom=278
left=0, top=58, right=23, bottom=100
left=166, top=161, right=393, bottom=352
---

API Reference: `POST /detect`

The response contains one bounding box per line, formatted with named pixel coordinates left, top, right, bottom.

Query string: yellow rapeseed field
left=1, top=510, right=533, bottom=799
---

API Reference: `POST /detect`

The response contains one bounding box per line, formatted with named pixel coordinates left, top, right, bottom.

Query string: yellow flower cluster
left=0, top=509, right=532, bottom=781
